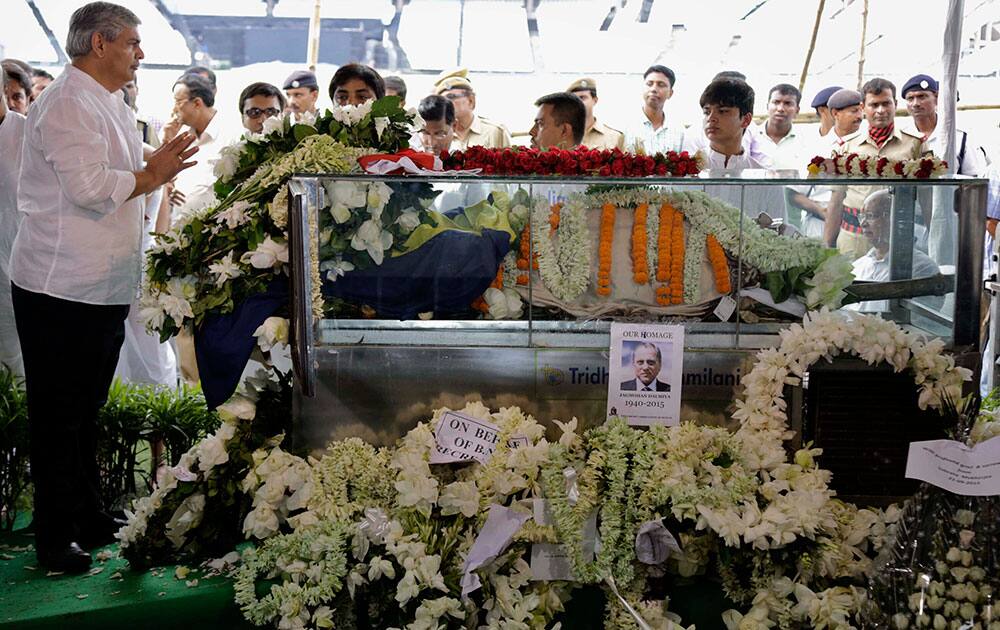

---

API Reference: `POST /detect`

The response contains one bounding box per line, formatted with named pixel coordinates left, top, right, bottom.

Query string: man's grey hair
left=633, top=342, right=662, bottom=363
left=65, top=2, right=140, bottom=60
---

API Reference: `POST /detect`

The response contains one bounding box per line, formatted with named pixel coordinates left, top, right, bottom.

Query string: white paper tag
left=460, top=504, right=530, bottom=595
left=713, top=295, right=737, bottom=322
left=905, top=437, right=1000, bottom=496
left=429, top=410, right=526, bottom=464
left=529, top=499, right=597, bottom=581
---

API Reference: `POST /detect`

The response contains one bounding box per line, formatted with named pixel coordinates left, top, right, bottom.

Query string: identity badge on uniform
left=606, top=323, right=684, bottom=426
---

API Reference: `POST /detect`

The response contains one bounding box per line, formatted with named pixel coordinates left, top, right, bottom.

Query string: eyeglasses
left=860, top=209, right=890, bottom=221
left=244, top=107, right=281, bottom=119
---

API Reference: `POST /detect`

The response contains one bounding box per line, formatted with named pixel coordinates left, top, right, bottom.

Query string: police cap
left=810, top=85, right=843, bottom=109
left=283, top=70, right=318, bottom=91
left=901, top=74, right=939, bottom=98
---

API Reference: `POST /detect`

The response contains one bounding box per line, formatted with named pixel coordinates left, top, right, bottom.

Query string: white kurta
left=11, top=64, right=144, bottom=305
left=114, top=188, right=178, bottom=389
left=0, top=111, right=26, bottom=376
left=846, top=247, right=941, bottom=313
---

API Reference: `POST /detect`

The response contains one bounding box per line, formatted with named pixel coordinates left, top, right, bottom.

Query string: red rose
left=599, top=166, right=611, bottom=176
left=893, top=162, right=904, bottom=175
left=655, top=163, right=668, bottom=176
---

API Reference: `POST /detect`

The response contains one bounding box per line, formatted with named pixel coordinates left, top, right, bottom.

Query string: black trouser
left=11, top=283, right=129, bottom=548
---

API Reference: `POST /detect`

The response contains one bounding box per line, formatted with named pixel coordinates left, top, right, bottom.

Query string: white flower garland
left=531, top=194, right=591, bottom=302
left=733, top=309, right=973, bottom=473
left=683, top=223, right=706, bottom=304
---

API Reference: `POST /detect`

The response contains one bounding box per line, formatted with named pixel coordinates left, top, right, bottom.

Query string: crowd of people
left=1, top=1, right=999, bottom=574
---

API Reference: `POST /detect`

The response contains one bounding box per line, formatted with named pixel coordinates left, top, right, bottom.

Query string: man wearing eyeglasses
left=166, top=73, right=223, bottom=226
left=433, top=68, right=510, bottom=151
left=240, top=82, right=286, bottom=134
left=845, top=189, right=939, bottom=313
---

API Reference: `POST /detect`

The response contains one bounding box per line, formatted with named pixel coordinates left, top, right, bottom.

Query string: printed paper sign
left=905, top=437, right=1000, bottom=496
left=429, top=410, right=527, bottom=464
left=606, top=323, right=684, bottom=426
left=530, top=498, right=597, bottom=581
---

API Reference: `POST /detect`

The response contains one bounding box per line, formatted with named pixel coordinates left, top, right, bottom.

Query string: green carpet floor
left=0, top=519, right=730, bottom=629
left=0, top=525, right=251, bottom=629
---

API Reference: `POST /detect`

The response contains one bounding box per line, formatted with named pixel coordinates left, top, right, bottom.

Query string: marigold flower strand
left=596, top=203, right=615, bottom=297
left=670, top=209, right=685, bottom=304
left=706, top=233, right=732, bottom=294
left=631, top=203, right=649, bottom=285
left=655, top=203, right=673, bottom=305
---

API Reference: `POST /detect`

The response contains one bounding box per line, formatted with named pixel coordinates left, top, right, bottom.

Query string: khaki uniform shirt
left=450, top=114, right=511, bottom=151
left=581, top=120, right=625, bottom=151
left=834, top=125, right=927, bottom=209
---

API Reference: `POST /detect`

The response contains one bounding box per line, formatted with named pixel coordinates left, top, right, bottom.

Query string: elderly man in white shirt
left=165, top=72, right=228, bottom=224
left=845, top=190, right=940, bottom=313
left=0, top=65, right=26, bottom=377
left=9, top=1, right=197, bottom=573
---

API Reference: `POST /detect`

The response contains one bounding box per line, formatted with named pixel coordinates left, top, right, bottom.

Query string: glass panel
left=293, top=174, right=985, bottom=353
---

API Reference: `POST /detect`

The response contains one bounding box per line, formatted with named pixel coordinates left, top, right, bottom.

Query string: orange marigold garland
left=655, top=203, right=674, bottom=305
left=669, top=210, right=685, bottom=304
left=596, top=203, right=615, bottom=296
left=631, top=203, right=649, bottom=284
left=706, top=233, right=732, bottom=294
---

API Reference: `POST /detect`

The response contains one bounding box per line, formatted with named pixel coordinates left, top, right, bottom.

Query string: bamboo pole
left=306, top=0, right=322, bottom=71
left=799, top=0, right=827, bottom=93
left=856, top=0, right=869, bottom=90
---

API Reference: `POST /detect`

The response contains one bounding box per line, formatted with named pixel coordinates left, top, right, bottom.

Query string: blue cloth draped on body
left=195, top=227, right=512, bottom=408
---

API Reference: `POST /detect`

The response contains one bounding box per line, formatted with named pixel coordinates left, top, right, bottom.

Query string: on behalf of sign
left=429, top=410, right=527, bottom=465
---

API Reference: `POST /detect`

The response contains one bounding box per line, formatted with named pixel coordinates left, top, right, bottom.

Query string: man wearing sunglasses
left=240, top=82, right=286, bottom=134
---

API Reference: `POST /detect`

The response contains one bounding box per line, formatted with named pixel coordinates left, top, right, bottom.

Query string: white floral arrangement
left=117, top=368, right=290, bottom=568
left=143, top=94, right=420, bottom=341
left=121, top=311, right=1000, bottom=629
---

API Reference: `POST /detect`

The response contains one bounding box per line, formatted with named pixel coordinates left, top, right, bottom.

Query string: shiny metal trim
left=954, top=181, right=987, bottom=347
left=288, top=178, right=318, bottom=397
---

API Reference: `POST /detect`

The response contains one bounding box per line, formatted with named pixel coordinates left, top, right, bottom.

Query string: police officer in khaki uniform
left=824, top=78, right=927, bottom=258
left=567, top=77, right=625, bottom=151
left=433, top=68, right=511, bottom=151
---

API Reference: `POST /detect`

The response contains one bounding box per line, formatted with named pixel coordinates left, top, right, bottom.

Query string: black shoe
left=78, top=513, right=128, bottom=550
left=37, top=542, right=92, bottom=573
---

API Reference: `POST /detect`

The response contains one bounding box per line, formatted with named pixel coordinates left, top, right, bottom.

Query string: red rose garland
left=441, top=146, right=701, bottom=177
